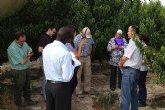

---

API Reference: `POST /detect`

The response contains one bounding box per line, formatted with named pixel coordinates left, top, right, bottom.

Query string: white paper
left=70, top=52, right=81, bottom=67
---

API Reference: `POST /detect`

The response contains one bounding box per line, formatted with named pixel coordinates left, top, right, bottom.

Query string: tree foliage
left=0, top=0, right=164, bottom=82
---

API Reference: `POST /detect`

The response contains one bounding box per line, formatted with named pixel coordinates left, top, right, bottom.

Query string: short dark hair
left=46, top=25, right=56, bottom=31
left=139, top=33, right=150, bottom=46
left=56, top=27, right=73, bottom=43
left=15, top=31, right=25, bottom=40
left=131, top=25, right=139, bottom=34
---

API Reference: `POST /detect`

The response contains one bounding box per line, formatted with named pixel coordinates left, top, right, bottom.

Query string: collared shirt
left=123, top=39, right=142, bottom=69
left=74, top=34, right=94, bottom=57
left=7, top=41, right=32, bottom=70
left=43, top=40, right=74, bottom=82
left=38, top=33, right=55, bottom=56
left=65, top=43, right=76, bottom=51
left=107, top=37, right=127, bottom=66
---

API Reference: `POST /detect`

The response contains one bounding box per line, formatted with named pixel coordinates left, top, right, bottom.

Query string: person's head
left=81, top=27, right=91, bottom=39
left=56, top=27, right=73, bottom=44
left=15, top=32, right=26, bottom=45
left=46, top=25, right=56, bottom=37
left=139, top=34, right=150, bottom=46
left=116, top=29, right=122, bottom=38
left=67, top=25, right=77, bottom=37
left=127, top=25, right=139, bottom=39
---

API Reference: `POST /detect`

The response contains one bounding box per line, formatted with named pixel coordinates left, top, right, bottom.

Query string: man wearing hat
left=107, top=29, right=127, bottom=91
left=74, top=27, right=94, bottom=96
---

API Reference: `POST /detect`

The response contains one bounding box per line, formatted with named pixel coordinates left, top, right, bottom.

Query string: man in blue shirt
left=7, top=32, right=37, bottom=109
left=74, top=27, right=94, bottom=97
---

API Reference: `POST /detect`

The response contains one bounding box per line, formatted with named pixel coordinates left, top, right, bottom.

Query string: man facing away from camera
left=43, top=27, right=77, bottom=110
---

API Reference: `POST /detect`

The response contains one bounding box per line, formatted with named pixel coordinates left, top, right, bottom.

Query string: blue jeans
left=39, top=56, right=47, bottom=100
left=138, top=71, right=148, bottom=105
left=120, top=67, right=140, bottom=110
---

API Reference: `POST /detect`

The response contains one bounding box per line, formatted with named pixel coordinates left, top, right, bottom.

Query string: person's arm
left=107, top=38, right=119, bottom=52
left=118, top=42, right=136, bottom=68
left=38, top=36, right=46, bottom=53
left=38, top=46, right=44, bottom=53
left=61, top=52, right=74, bottom=82
left=118, top=56, right=128, bottom=69
left=20, top=52, right=33, bottom=64
left=77, top=39, right=86, bottom=58
left=7, top=48, right=32, bottom=65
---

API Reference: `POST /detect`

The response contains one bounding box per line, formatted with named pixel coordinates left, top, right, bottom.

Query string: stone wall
left=0, top=60, right=41, bottom=75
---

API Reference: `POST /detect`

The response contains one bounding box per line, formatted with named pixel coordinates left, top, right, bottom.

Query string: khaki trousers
left=76, top=56, right=91, bottom=94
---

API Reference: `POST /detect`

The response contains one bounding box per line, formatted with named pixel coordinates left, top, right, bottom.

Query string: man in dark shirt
left=38, top=26, right=56, bottom=100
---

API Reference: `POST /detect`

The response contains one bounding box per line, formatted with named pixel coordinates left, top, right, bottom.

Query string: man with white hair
left=74, top=27, right=94, bottom=97
left=107, top=29, right=127, bottom=91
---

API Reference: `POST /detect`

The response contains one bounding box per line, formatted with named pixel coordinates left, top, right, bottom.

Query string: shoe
left=110, top=87, right=116, bottom=91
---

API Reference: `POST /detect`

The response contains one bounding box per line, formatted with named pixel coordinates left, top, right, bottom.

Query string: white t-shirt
left=123, top=39, right=142, bottom=69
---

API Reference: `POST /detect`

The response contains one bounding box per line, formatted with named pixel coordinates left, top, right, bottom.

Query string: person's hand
left=113, top=45, right=119, bottom=49
left=119, top=46, right=123, bottom=49
left=80, top=38, right=87, bottom=46
left=118, top=62, right=123, bottom=70
left=27, top=52, right=33, bottom=58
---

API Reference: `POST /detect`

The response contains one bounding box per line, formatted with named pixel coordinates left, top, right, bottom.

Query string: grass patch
left=150, top=94, right=165, bottom=109
left=0, top=88, right=17, bottom=110
left=93, top=92, right=119, bottom=110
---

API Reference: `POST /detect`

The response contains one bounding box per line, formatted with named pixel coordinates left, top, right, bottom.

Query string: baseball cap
left=82, top=27, right=91, bottom=38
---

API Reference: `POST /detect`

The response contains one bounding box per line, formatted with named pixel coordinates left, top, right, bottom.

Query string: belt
left=124, top=66, right=139, bottom=70
left=47, top=80, right=66, bottom=84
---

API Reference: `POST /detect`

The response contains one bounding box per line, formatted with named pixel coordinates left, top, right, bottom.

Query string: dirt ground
left=1, top=60, right=165, bottom=110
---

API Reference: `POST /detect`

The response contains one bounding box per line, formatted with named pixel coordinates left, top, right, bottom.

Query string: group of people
left=7, top=26, right=94, bottom=110
left=108, top=25, right=150, bottom=110
left=7, top=24, right=149, bottom=110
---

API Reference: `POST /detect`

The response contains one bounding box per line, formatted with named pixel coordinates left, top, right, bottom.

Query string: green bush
left=0, top=0, right=164, bottom=80
left=96, top=92, right=118, bottom=110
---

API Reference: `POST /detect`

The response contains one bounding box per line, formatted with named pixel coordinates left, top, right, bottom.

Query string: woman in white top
left=138, top=34, right=150, bottom=107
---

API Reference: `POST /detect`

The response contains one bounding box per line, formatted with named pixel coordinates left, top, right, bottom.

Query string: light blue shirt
left=43, top=40, right=74, bottom=82
left=7, top=41, right=32, bottom=70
